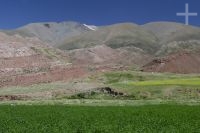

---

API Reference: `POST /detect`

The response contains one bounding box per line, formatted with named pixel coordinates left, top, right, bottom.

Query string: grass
left=0, top=105, right=200, bottom=133
left=1, top=99, right=200, bottom=106
left=1, top=71, right=200, bottom=132
left=128, top=78, right=200, bottom=86
left=89, top=71, right=200, bottom=100
left=1, top=71, right=200, bottom=102
left=101, top=71, right=200, bottom=84
left=0, top=82, right=69, bottom=95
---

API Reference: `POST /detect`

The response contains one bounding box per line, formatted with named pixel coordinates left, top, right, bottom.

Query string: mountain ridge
left=1, top=21, right=200, bottom=74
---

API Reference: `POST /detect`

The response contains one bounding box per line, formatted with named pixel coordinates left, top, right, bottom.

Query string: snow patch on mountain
left=83, top=24, right=98, bottom=31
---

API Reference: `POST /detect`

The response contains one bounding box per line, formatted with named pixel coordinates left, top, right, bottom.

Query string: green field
left=128, top=78, right=200, bottom=86
left=1, top=72, right=200, bottom=133
left=0, top=105, right=200, bottom=133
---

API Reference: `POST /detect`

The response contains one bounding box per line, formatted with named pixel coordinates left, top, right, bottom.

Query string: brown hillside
left=0, top=32, right=87, bottom=87
left=142, top=51, right=200, bottom=74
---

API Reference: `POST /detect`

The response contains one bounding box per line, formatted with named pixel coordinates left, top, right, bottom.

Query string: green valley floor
left=0, top=105, right=200, bottom=133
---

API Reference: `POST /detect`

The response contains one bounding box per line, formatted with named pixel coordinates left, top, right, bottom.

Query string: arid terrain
left=0, top=21, right=200, bottom=101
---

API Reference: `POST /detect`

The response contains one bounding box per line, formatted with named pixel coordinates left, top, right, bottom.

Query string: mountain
left=1, top=21, right=200, bottom=74
left=140, top=22, right=200, bottom=73
left=58, top=22, right=200, bottom=72
left=0, top=31, right=87, bottom=88
left=59, top=23, right=159, bottom=54
left=57, top=23, right=158, bottom=67
left=142, top=22, right=200, bottom=56
left=2, top=21, right=96, bottom=46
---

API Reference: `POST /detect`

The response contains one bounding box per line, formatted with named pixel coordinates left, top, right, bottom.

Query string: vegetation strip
left=0, top=105, right=200, bottom=132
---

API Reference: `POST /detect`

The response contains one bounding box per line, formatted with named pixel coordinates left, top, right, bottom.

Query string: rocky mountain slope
left=142, top=51, right=200, bottom=74
left=1, top=21, right=200, bottom=75
left=142, top=22, right=200, bottom=56
left=0, top=32, right=86, bottom=88
left=59, top=23, right=159, bottom=54
left=2, top=21, right=95, bottom=46
left=58, top=22, right=200, bottom=73
left=140, top=22, right=200, bottom=73
left=60, top=23, right=156, bottom=67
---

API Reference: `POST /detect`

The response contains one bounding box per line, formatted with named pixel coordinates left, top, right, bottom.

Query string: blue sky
left=0, top=0, right=199, bottom=29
